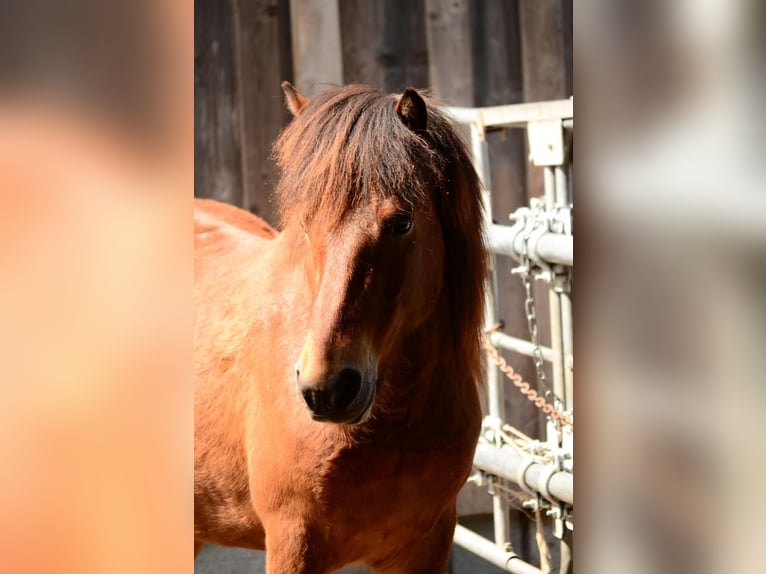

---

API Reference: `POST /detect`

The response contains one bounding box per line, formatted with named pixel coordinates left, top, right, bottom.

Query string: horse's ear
left=395, top=88, right=427, bottom=132
left=281, top=81, right=307, bottom=116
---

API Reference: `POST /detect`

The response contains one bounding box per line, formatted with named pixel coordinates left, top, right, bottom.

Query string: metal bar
left=559, top=526, right=574, bottom=574
left=481, top=100, right=572, bottom=128
left=453, top=525, right=543, bottom=574
left=554, top=166, right=574, bottom=411
left=541, top=168, right=566, bottom=422
left=535, top=234, right=573, bottom=267
left=560, top=291, right=573, bottom=410
left=554, top=165, right=569, bottom=208
left=483, top=287, right=502, bottom=421
left=471, top=122, right=511, bottom=548
left=489, top=331, right=554, bottom=363
left=486, top=224, right=573, bottom=267
left=471, top=125, right=492, bottom=203
left=473, top=443, right=573, bottom=505
left=445, top=106, right=484, bottom=126
left=543, top=166, right=555, bottom=211
left=473, top=123, right=502, bottom=423
left=548, top=286, right=566, bottom=413
left=445, top=99, right=573, bottom=128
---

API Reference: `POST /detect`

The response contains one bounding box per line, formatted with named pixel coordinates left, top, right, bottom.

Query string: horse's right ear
left=281, top=81, right=307, bottom=116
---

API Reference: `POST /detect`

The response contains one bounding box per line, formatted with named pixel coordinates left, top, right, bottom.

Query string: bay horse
left=194, top=83, right=486, bottom=573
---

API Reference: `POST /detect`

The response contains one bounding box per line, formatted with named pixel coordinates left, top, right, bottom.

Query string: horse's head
left=276, top=83, right=485, bottom=425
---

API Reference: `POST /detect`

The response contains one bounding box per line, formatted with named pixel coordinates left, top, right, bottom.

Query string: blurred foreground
left=578, top=1, right=766, bottom=573
left=0, top=1, right=192, bottom=573
left=0, top=1, right=764, bottom=573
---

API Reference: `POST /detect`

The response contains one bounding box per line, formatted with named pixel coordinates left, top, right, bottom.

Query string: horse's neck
left=406, top=289, right=467, bottom=375
left=377, top=295, right=476, bottom=426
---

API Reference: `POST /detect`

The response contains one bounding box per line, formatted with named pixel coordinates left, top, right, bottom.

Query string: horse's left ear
left=281, top=81, right=308, bottom=116
left=395, top=88, right=427, bottom=132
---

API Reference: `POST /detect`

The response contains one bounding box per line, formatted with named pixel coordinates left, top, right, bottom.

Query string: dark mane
left=274, top=84, right=487, bottom=382
left=274, top=84, right=441, bottom=228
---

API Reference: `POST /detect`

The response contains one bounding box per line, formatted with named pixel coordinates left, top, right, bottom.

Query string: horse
left=194, top=82, right=486, bottom=573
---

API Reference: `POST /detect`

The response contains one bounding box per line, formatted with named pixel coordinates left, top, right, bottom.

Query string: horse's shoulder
left=194, top=198, right=278, bottom=241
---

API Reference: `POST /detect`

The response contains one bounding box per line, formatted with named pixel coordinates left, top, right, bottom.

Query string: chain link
left=515, top=201, right=557, bottom=402
left=483, top=200, right=572, bottom=427
left=522, top=265, right=552, bottom=398
left=482, top=329, right=573, bottom=427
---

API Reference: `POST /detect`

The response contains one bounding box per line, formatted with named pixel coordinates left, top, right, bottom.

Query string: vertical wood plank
left=473, top=0, right=524, bottom=106
left=424, top=0, right=474, bottom=105
left=289, top=0, right=343, bottom=95
left=519, top=0, right=568, bottom=102
left=339, top=0, right=428, bottom=92
left=379, top=0, right=429, bottom=91
left=234, top=0, right=293, bottom=223
left=338, top=1, right=386, bottom=88
left=561, top=0, right=573, bottom=97
left=194, top=0, right=243, bottom=206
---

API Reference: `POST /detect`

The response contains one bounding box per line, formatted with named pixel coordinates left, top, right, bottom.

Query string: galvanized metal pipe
left=486, top=224, right=573, bottom=267
left=471, top=123, right=501, bottom=422
left=534, top=233, right=573, bottom=267
left=471, top=123, right=511, bottom=548
left=554, top=165, right=569, bottom=208
left=559, top=525, right=574, bottom=574
left=542, top=165, right=566, bottom=429
left=543, top=166, right=556, bottom=211
left=445, top=99, right=573, bottom=129
left=553, top=165, right=574, bottom=411
left=486, top=292, right=510, bottom=548
left=489, top=331, right=554, bottom=363
left=548, top=286, right=566, bottom=415
left=453, top=525, right=543, bottom=574
left=473, top=126, right=499, bottom=419
left=474, top=443, right=573, bottom=505
left=560, top=290, right=573, bottom=410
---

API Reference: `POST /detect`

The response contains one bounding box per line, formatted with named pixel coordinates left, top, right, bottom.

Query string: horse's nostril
left=300, top=368, right=365, bottom=422
left=331, top=368, right=363, bottom=412
left=301, top=388, right=317, bottom=412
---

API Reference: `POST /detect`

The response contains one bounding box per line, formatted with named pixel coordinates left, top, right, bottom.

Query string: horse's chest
left=322, top=439, right=472, bottom=543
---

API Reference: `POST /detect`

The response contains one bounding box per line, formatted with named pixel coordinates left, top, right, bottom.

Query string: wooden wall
left=195, top=0, right=293, bottom=222
left=195, top=0, right=571, bottom=222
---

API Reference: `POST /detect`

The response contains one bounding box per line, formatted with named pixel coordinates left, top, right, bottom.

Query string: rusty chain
left=482, top=328, right=573, bottom=428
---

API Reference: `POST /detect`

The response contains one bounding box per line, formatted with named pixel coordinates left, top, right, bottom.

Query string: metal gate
left=446, top=100, right=574, bottom=574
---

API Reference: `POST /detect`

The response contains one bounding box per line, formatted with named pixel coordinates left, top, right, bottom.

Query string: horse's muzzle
left=297, top=366, right=375, bottom=424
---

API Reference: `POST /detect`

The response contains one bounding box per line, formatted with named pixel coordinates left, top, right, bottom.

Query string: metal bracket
left=515, top=459, right=538, bottom=497
left=527, top=119, right=565, bottom=166
left=535, top=464, right=560, bottom=502
left=505, top=204, right=572, bottom=274
left=547, top=505, right=565, bottom=539
left=480, top=415, right=504, bottom=445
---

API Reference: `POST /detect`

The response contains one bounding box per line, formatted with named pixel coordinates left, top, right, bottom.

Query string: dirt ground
left=194, top=515, right=504, bottom=574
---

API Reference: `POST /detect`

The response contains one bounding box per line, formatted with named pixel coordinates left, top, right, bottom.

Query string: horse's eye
left=386, top=214, right=413, bottom=236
